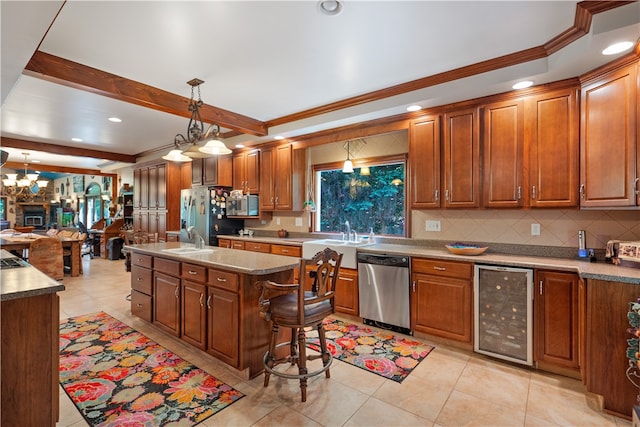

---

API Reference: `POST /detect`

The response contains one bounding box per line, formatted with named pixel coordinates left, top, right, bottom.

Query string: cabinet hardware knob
left=433, top=266, right=446, bottom=271
left=137, top=277, right=143, bottom=281
left=445, top=189, right=449, bottom=201
left=339, top=277, right=353, bottom=281
left=188, top=270, right=197, bottom=275
left=199, top=294, right=204, bottom=307
left=282, top=249, right=289, bottom=253
left=412, top=281, right=416, bottom=292
left=531, top=186, right=536, bottom=199
left=217, top=277, right=227, bottom=282
left=635, top=178, right=639, bottom=195
left=517, top=186, right=522, bottom=200
left=137, top=304, right=143, bottom=307
left=434, top=190, right=439, bottom=201
left=539, top=280, right=543, bottom=295
left=206, top=295, right=212, bottom=309
left=174, top=287, right=179, bottom=299
left=579, top=184, right=585, bottom=199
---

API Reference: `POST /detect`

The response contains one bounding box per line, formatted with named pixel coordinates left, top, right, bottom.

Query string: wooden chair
left=256, top=247, right=343, bottom=402
left=28, top=237, right=64, bottom=280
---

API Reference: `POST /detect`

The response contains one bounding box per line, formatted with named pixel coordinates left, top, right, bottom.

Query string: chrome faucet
left=345, top=221, right=351, bottom=241
left=352, top=230, right=358, bottom=242
left=187, top=226, right=205, bottom=249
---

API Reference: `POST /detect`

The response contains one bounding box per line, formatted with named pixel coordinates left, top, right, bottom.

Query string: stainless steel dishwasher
left=357, top=253, right=411, bottom=335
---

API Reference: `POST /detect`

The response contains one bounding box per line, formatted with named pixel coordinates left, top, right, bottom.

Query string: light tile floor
left=57, top=257, right=632, bottom=427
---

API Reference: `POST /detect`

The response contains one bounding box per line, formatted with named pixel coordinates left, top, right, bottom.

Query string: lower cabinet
left=410, top=258, right=472, bottom=343
left=207, top=285, right=240, bottom=366
left=334, top=268, right=359, bottom=316
left=154, top=272, right=181, bottom=336
left=130, top=253, right=153, bottom=322
left=533, top=270, right=580, bottom=373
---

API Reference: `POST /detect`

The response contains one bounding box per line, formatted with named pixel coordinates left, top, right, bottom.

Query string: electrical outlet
left=426, top=220, right=441, bottom=232
left=295, top=218, right=302, bottom=227
left=276, top=217, right=281, bottom=225
left=531, top=223, right=540, bottom=236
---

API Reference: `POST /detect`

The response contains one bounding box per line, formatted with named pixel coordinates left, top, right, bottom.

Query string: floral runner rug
left=306, top=318, right=434, bottom=383
left=60, top=311, right=243, bottom=427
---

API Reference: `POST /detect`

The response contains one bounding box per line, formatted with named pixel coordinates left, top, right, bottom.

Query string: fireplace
left=17, top=203, right=50, bottom=230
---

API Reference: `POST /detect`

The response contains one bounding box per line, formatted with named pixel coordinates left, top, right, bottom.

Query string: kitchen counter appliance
left=357, top=253, right=411, bottom=335
left=474, top=264, right=533, bottom=366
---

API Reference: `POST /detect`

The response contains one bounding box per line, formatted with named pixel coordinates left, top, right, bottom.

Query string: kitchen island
left=1, top=250, right=65, bottom=427
left=126, top=241, right=299, bottom=379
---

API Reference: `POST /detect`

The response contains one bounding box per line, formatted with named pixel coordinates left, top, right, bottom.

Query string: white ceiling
left=1, top=1, right=639, bottom=172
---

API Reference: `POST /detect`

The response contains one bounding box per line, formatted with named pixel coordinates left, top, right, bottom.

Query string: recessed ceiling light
left=235, top=144, right=245, bottom=148
left=108, top=117, right=122, bottom=122
left=602, top=41, right=634, bottom=55
left=72, top=138, right=83, bottom=142
left=274, top=136, right=285, bottom=140
left=318, top=0, right=342, bottom=16
left=31, top=159, right=41, bottom=163
left=512, top=80, right=533, bottom=90
left=406, top=105, right=422, bottom=112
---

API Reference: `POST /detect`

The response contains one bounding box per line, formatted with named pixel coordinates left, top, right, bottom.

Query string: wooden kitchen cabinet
left=334, top=267, right=359, bottom=316
left=244, top=241, right=270, bottom=253
left=443, top=108, right=480, bottom=208
left=533, top=270, right=580, bottom=374
left=181, top=263, right=207, bottom=349
left=260, top=144, right=306, bottom=211
left=153, top=257, right=182, bottom=337
left=482, top=99, right=525, bottom=208
left=525, top=88, right=579, bottom=207
left=218, top=238, right=231, bottom=248
left=192, top=155, right=233, bottom=187
left=207, top=268, right=240, bottom=367
left=130, top=253, right=153, bottom=322
left=409, top=115, right=441, bottom=208
left=411, top=258, right=472, bottom=343
left=580, top=61, right=639, bottom=207
left=233, top=150, right=259, bottom=194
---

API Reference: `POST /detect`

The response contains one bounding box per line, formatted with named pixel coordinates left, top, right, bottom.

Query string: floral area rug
left=59, top=311, right=243, bottom=427
left=306, top=318, right=434, bottom=383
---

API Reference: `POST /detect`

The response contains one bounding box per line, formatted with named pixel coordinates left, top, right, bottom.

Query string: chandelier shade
left=1, top=152, right=49, bottom=201
left=163, top=78, right=231, bottom=162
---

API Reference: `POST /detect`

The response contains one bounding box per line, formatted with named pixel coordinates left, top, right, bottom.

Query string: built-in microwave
left=227, top=195, right=259, bottom=217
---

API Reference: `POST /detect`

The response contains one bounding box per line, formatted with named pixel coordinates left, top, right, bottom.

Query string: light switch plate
left=295, top=218, right=303, bottom=226
left=531, top=223, right=541, bottom=236
left=276, top=217, right=281, bottom=225
left=426, top=220, right=441, bottom=232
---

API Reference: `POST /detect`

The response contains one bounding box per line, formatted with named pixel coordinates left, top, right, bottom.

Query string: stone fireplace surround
left=16, top=203, right=50, bottom=230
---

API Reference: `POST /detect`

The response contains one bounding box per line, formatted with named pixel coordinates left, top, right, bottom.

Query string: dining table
left=0, top=233, right=84, bottom=277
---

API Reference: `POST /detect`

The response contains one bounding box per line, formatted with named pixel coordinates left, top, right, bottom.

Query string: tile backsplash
left=413, top=209, right=640, bottom=249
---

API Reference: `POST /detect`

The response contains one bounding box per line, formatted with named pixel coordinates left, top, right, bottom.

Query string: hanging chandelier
left=1, top=152, right=49, bottom=200
left=162, top=78, right=232, bottom=162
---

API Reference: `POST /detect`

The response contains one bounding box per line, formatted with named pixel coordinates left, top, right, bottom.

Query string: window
left=314, top=156, right=406, bottom=236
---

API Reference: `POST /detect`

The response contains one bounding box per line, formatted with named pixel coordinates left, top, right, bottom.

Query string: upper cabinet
left=260, top=144, right=305, bottom=211
left=192, top=156, right=232, bottom=187
left=482, top=99, right=525, bottom=208
left=525, top=88, right=579, bottom=208
left=233, top=150, right=259, bottom=194
left=443, top=107, right=481, bottom=208
left=580, top=62, right=639, bottom=208
left=409, top=115, right=441, bottom=208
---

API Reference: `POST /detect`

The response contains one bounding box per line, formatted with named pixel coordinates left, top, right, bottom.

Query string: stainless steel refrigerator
left=180, top=187, right=210, bottom=244
left=208, top=186, right=244, bottom=246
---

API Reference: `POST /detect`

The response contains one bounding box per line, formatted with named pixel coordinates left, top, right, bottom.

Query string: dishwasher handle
left=357, top=253, right=409, bottom=268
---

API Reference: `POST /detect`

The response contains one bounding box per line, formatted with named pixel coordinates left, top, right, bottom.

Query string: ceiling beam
left=23, top=51, right=268, bottom=137
left=1, top=136, right=137, bottom=163
left=4, top=161, right=105, bottom=176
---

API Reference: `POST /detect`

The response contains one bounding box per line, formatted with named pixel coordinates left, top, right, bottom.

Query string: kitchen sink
left=161, top=247, right=215, bottom=255
left=302, top=239, right=373, bottom=269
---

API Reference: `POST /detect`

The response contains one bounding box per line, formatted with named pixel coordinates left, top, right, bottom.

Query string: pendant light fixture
left=342, top=140, right=354, bottom=173
left=162, top=78, right=231, bottom=162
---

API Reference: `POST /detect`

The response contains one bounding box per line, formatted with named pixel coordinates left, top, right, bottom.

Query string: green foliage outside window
left=317, top=162, right=405, bottom=236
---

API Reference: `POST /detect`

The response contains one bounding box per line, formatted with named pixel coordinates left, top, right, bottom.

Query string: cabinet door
left=150, top=211, right=167, bottom=240
left=181, top=280, right=206, bottom=349
left=246, top=150, right=260, bottom=193
left=133, top=168, right=142, bottom=208
left=580, top=64, right=638, bottom=207
left=483, top=99, right=525, bottom=207
left=180, top=162, right=192, bottom=189
left=218, top=238, right=231, bottom=248
left=217, top=155, right=233, bottom=187
left=334, top=268, right=358, bottom=316
left=139, top=168, right=149, bottom=209
left=155, top=163, right=167, bottom=209
left=233, top=153, right=246, bottom=192
left=191, top=159, right=204, bottom=186
left=411, top=272, right=471, bottom=342
left=527, top=89, right=579, bottom=207
left=409, top=116, right=441, bottom=208
left=534, top=270, right=579, bottom=370
left=148, top=166, right=158, bottom=209
left=207, top=286, right=239, bottom=367
left=259, top=148, right=275, bottom=210
left=443, top=108, right=480, bottom=208
left=202, top=157, right=218, bottom=186
left=153, top=272, right=180, bottom=336
left=274, top=144, right=292, bottom=210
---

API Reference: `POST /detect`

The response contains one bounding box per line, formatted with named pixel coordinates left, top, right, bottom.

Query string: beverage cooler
left=474, top=264, right=533, bottom=366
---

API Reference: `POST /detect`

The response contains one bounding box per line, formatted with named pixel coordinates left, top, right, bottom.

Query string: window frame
left=311, top=153, right=408, bottom=237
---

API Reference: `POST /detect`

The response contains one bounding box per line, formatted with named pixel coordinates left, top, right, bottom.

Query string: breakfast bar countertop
left=125, top=241, right=299, bottom=275
left=0, top=250, right=66, bottom=301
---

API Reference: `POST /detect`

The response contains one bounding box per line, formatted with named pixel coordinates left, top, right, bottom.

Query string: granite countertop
left=125, top=241, right=299, bottom=275
left=0, top=250, right=66, bottom=301
left=215, top=234, right=640, bottom=284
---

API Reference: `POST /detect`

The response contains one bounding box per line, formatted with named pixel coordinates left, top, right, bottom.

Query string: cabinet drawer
left=208, top=269, right=239, bottom=292
left=245, top=242, right=270, bottom=253
left=131, top=289, right=152, bottom=322
left=271, top=244, right=301, bottom=257
left=412, top=258, right=472, bottom=279
left=218, top=239, right=231, bottom=248
left=231, top=241, right=245, bottom=250
left=154, top=257, right=181, bottom=276
left=131, top=265, right=153, bottom=294
left=182, top=263, right=207, bottom=283
left=132, top=253, right=152, bottom=269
